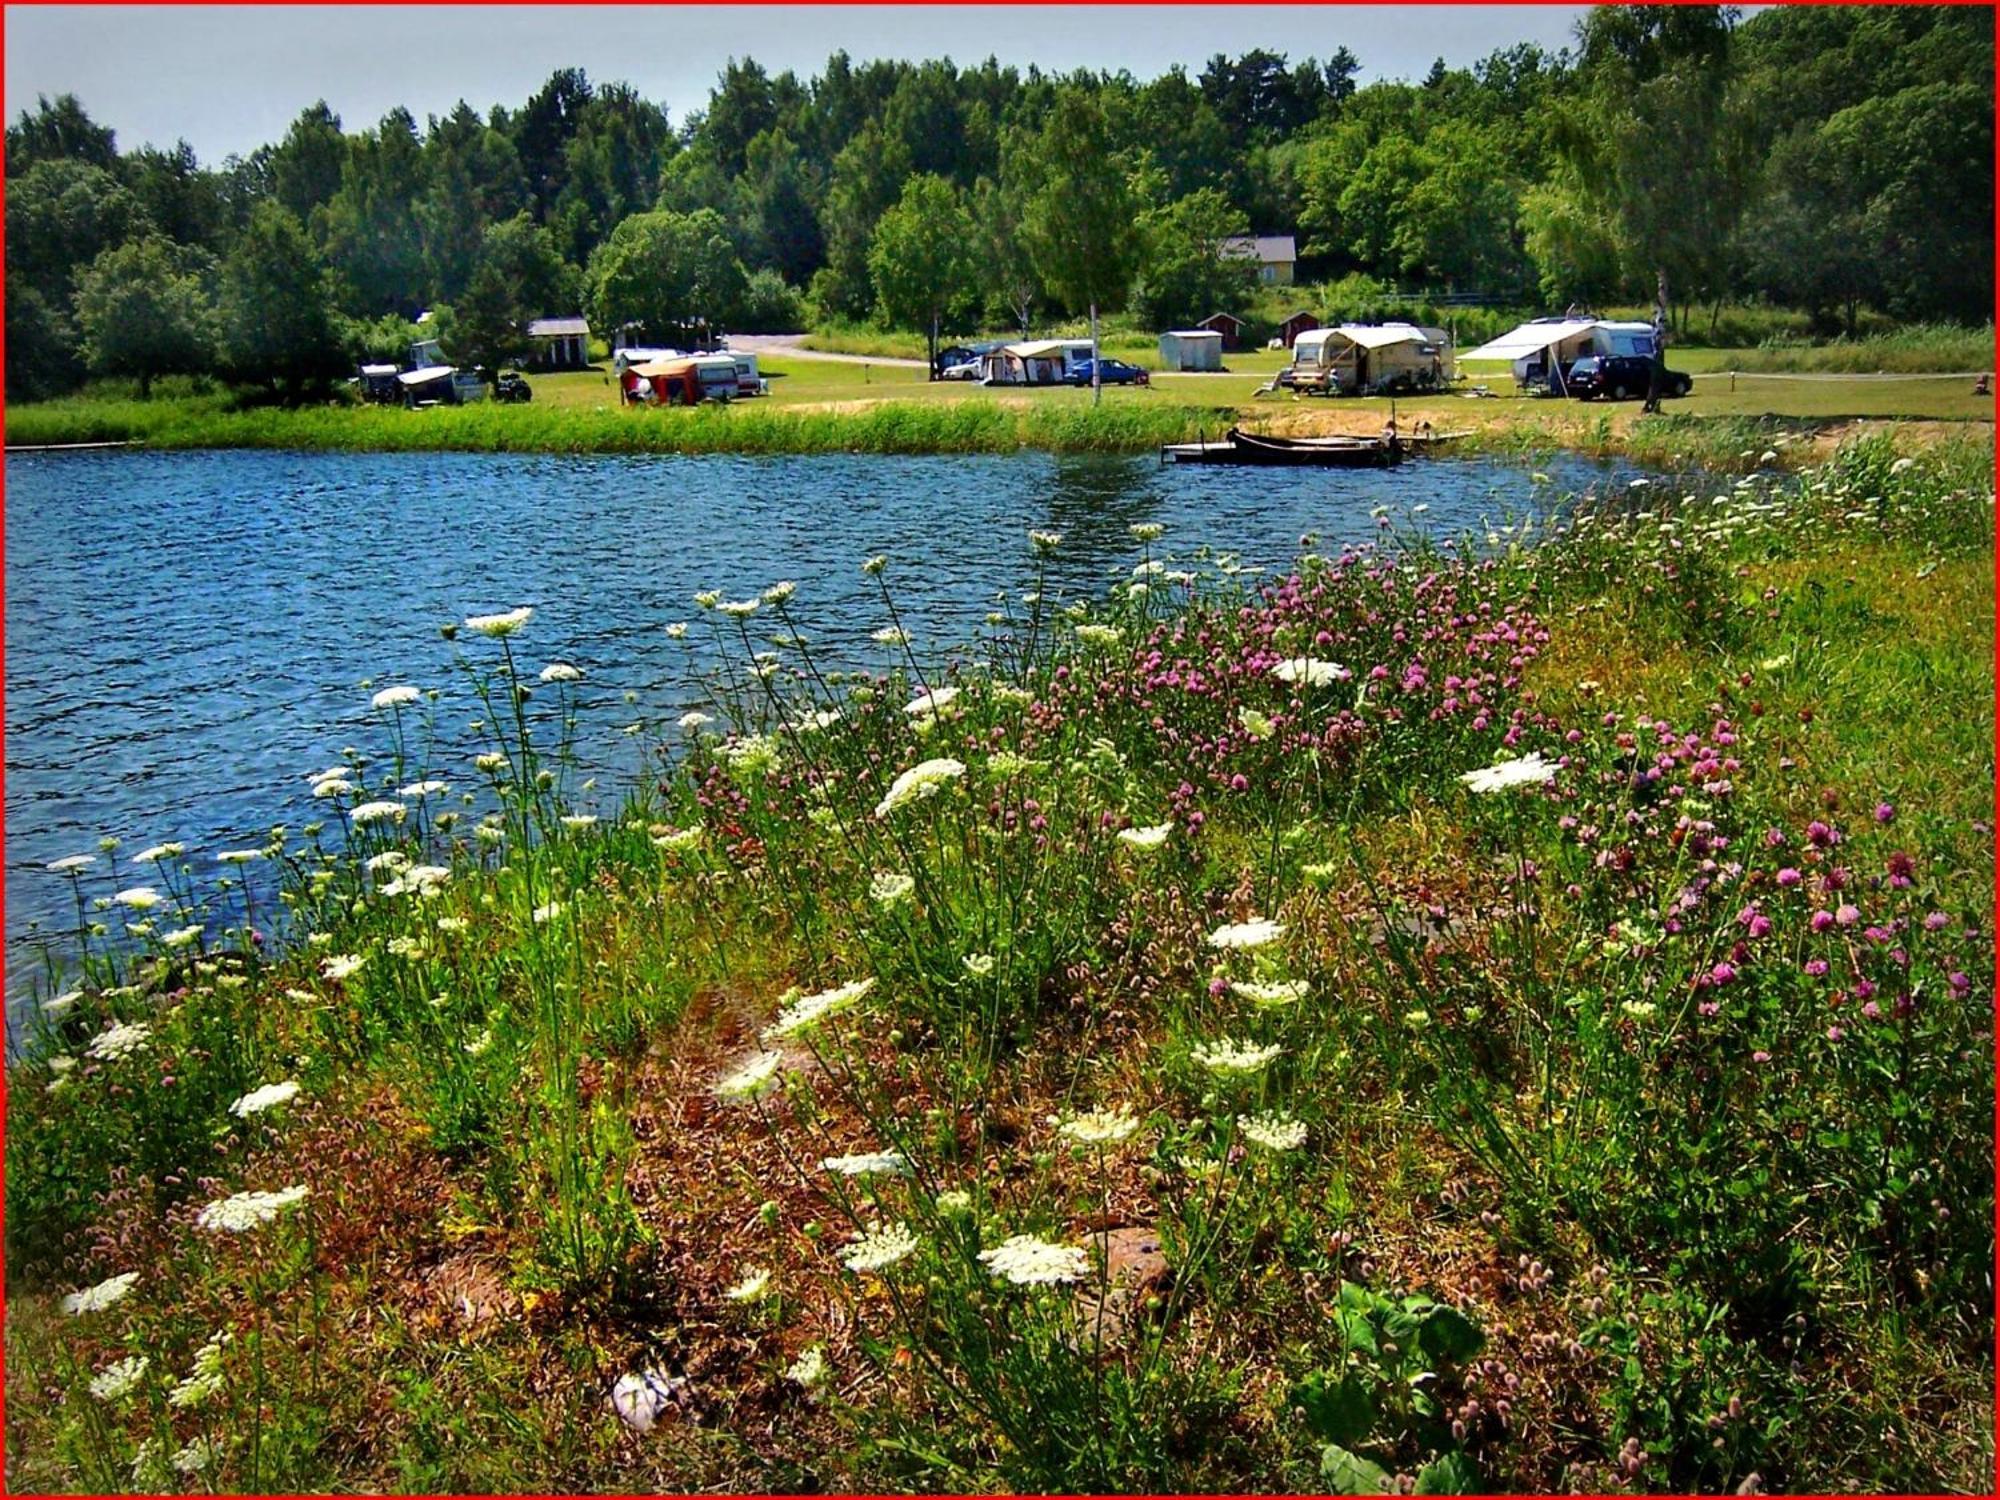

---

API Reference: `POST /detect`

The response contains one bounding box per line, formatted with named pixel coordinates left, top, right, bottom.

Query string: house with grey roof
left=1221, top=234, right=1298, bottom=287
left=526, top=316, right=592, bottom=370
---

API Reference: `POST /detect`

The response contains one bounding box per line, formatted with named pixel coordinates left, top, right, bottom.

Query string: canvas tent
left=1289, top=323, right=1451, bottom=395
left=981, top=340, right=1068, bottom=385
left=1461, top=318, right=1659, bottom=392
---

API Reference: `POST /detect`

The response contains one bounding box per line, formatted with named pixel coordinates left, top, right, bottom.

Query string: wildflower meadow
left=6, top=430, right=1993, bottom=1492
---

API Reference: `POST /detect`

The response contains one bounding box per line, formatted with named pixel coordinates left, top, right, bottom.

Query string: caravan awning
left=1334, top=323, right=1429, bottom=350
left=397, top=365, right=457, bottom=384
left=630, top=358, right=696, bottom=379
left=1460, top=320, right=1599, bottom=361
left=1007, top=340, right=1069, bottom=357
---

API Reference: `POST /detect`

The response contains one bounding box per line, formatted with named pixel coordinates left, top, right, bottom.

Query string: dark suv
left=1564, top=354, right=1691, bottom=401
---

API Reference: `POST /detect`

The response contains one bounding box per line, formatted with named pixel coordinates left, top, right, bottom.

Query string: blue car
left=1068, top=358, right=1150, bottom=387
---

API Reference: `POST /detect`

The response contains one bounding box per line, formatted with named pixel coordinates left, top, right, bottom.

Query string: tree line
left=6, top=4, right=1989, bottom=402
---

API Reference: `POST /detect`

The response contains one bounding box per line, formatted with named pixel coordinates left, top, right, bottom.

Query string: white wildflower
left=820, top=1150, right=911, bottom=1177
left=229, top=1080, right=301, bottom=1118
left=464, top=607, right=532, bottom=637
left=1230, top=979, right=1309, bottom=1006
left=195, top=1184, right=310, bottom=1232
left=1028, top=529, right=1063, bottom=553
left=717, top=598, right=760, bottom=618
left=86, top=1022, right=151, bottom=1061
left=786, top=1345, right=828, bottom=1388
left=1116, top=823, right=1171, bottom=851
left=167, top=1334, right=229, bottom=1409
left=349, top=800, right=407, bottom=825
left=715, top=1052, right=785, bottom=1100
left=1237, top=1112, right=1309, bottom=1151
left=762, top=977, right=876, bottom=1041
left=725, top=1268, right=772, bottom=1303
left=398, top=779, right=449, bottom=798
left=161, top=924, right=204, bottom=949
left=1237, top=707, right=1276, bottom=740
left=371, top=685, right=422, bottom=709
left=1191, top=1038, right=1283, bottom=1076
left=1459, top=752, right=1559, bottom=794
left=321, top=952, right=366, bottom=982
left=903, top=685, right=959, bottom=717
left=532, top=901, right=564, bottom=925
left=1056, top=1108, right=1142, bottom=1147
left=874, top=757, right=966, bottom=818
left=1074, top=623, right=1122, bottom=647
left=48, top=854, right=96, bottom=872
left=870, top=871, right=916, bottom=906
left=560, top=814, right=599, bottom=829
left=90, top=1354, right=150, bottom=1401
left=113, top=886, right=161, bottom=910
left=131, top=842, right=185, bottom=865
left=171, top=1438, right=219, bottom=1476
left=538, top=663, right=582, bottom=683
left=216, top=848, right=263, bottom=865
left=871, top=625, right=908, bottom=646
left=978, top=1234, right=1090, bottom=1286
left=61, top=1271, right=139, bottom=1316
left=962, top=953, right=995, bottom=978
left=1207, top=918, right=1285, bottom=951
left=1271, top=657, right=1350, bottom=688
left=841, top=1223, right=919, bottom=1274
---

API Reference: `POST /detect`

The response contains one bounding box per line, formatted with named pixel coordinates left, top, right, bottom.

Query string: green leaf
left=1415, top=1450, right=1480, bottom=1494
left=1332, top=1306, right=1380, bottom=1355
left=1297, top=1369, right=1379, bottom=1446
left=1321, top=1444, right=1393, bottom=1494
left=1416, top=1305, right=1485, bottom=1364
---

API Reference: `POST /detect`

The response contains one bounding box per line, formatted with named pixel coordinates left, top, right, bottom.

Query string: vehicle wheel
left=1607, top=382, right=1626, bottom=401
left=1674, top=376, right=1691, bottom=396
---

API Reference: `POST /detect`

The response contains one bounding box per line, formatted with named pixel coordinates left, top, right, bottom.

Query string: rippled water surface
left=5, top=445, right=1664, bottom=1013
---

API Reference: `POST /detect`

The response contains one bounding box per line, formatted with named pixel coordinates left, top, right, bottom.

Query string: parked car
left=1564, top=354, right=1691, bottom=401
left=1067, top=358, right=1150, bottom=387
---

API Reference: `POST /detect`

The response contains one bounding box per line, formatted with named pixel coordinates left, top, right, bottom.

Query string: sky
left=4, top=4, right=1594, bottom=164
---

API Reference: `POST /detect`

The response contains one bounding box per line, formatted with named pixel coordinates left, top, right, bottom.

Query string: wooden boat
left=1160, top=426, right=1474, bottom=467
left=1161, top=427, right=1395, bottom=467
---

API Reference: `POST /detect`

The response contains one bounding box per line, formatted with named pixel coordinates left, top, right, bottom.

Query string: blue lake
left=3, top=445, right=1669, bottom=1019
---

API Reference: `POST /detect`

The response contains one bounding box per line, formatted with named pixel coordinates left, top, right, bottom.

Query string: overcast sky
left=5, top=5, right=1593, bottom=164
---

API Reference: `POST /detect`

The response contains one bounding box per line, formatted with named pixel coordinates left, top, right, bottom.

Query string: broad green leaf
left=1415, top=1450, right=1480, bottom=1494
left=1297, top=1369, right=1378, bottom=1446
left=1321, top=1443, right=1393, bottom=1494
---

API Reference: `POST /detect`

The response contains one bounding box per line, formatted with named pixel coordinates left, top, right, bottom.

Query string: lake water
left=3, top=445, right=1666, bottom=1020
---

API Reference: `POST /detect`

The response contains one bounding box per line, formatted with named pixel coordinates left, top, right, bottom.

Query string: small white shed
left=1159, top=330, right=1224, bottom=372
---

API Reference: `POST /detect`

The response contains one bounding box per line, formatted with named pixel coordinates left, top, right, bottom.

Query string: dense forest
left=5, top=4, right=1991, bottom=402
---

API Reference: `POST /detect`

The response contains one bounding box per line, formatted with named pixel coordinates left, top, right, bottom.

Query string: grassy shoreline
left=6, top=384, right=1992, bottom=473
left=5, top=431, right=1993, bottom=1492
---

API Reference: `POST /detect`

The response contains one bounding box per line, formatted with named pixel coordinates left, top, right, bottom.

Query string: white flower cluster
left=1116, top=823, right=1172, bottom=851
left=1207, top=918, right=1286, bottom=951
left=842, top=1222, right=919, bottom=1273
left=1271, top=657, right=1350, bottom=688
left=1229, top=979, right=1309, bottom=1006
left=86, top=1022, right=152, bottom=1062
left=229, top=1080, right=301, bottom=1118
left=869, top=871, right=916, bottom=906
left=1237, top=1112, right=1309, bottom=1152
left=820, top=1150, right=910, bottom=1177
left=1459, top=752, right=1560, bottom=794
left=195, top=1184, right=310, bottom=1233
left=168, top=1332, right=230, bottom=1408
left=762, top=978, right=876, bottom=1042
left=464, top=607, right=533, bottom=638
left=715, top=1051, right=786, bottom=1100
left=977, top=1234, right=1090, bottom=1286
left=1057, top=1108, right=1143, bottom=1147
left=89, top=1355, right=150, bottom=1401
left=61, top=1271, right=139, bottom=1315
left=371, top=685, right=422, bottom=709
left=875, top=757, right=967, bottom=818
left=1191, top=1038, right=1284, bottom=1077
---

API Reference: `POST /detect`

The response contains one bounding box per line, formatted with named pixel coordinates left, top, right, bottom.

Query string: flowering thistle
left=195, top=1184, right=310, bottom=1232
left=978, top=1234, right=1090, bottom=1286
left=1207, top=917, right=1285, bottom=950
left=1237, top=1113, right=1308, bottom=1152
left=1057, top=1108, right=1143, bottom=1147
left=820, top=1150, right=911, bottom=1177
left=371, top=685, right=422, bottom=709
left=1191, top=1038, right=1283, bottom=1076
left=86, top=1021, right=152, bottom=1061
left=875, top=757, right=967, bottom=818
left=715, top=1051, right=786, bottom=1100
left=230, top=1080, right=301, bottom=1118
left=841, top=1223, right=919, bottom=1273
left=762, top=977, right=877, bottom=1041
left=61, top=1271, right=138, bottom=1316
left=464, top=607, right=533, bottom=637
left=1459, top=753, right=1559, bottom=794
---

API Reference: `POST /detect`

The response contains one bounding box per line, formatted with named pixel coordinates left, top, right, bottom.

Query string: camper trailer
left=1461, top=318, right=1660, bottom=395
left=981, top=341, right=1068, bottom=386
left=1289, top=324, right=1451, bottom=396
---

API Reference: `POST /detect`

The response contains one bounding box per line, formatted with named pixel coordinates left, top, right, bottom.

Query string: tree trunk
left=1090, top=301, right=1101, bottom=408
left=928, top=310, right=939, bottom=383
